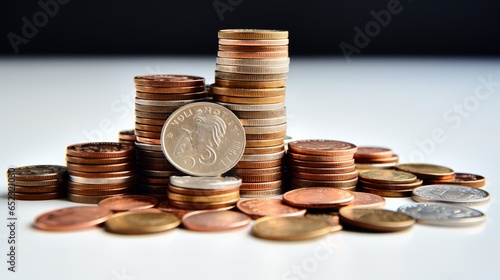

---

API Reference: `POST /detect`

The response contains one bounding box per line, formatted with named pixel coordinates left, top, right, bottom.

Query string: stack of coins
left=66, top=142, right=137, bottom=204
left=134, top=75, right=207, bottom=195
left=118, top=129, right=136, bottom=145
left=167, top=176, right=241, bottom=210
left=425, top=172, right=486, bottom=188
left=286, top=140, right=358, bottom=191
left=354, top=146, right=399, bottom=170
left=7, top=165, right=67, bottom=200
left=395, top=163, right=455, bottom=184
left=212, top=29, right=289, bottom=197
left=357, top=169, right=423, bottom=197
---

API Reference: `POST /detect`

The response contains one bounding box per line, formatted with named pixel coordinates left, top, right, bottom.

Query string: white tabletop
left=0, top=56, right=499, bottom=280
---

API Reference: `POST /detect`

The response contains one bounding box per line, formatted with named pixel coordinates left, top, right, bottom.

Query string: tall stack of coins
left=286, top=140, right=358, bottom=191
left=7, top=165, right=67, bottom=200
left=134, top=75, right=207, bottom=196
left=212, top=29, right=289, bottom=197
left=167, top=176, right=242, bottom=210
left=66, top=142, right=137, bottom=203
left=354, top=146, right=399, bottom=170
left=357, top=169, right=423, bottom=197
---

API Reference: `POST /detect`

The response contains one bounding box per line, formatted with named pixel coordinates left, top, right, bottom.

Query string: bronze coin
left=237, top=172, right=283, bottom=183
left=135, top=117, right=168, bottom=126
left=98, top=195, right=159, bottom=212
left=66, top=162, right=135, bottom=173
left=68, top=185, right=136, bottom=196
left=139, top=177, right=170, bottom=185
left=137, top=157, right=169, bottom=165
left=244, top=144, right=285, bottom=154
left=358, top=179, right=423, bottom=190
left=168, top=191, right=240, bottom=204
left=240, top=188, right=283, bottom=198
left=168, top=184, right=240, bottom=196
left=139, top=162, right=178, bottom=171
left=13, top=192, right=65, bottom=200
left=345, top=192, right=386, bottom=209
left=339, top=208, right=415, bottom=232
left=68, top=180, right=136, bottom=190
left=287, top=158, right=355, bottom=168
left=181, top=210, right=251, bottom=231
left=68, top=170, right=137, bottom=178
left=139, top=184, right=169, bottom=195
left=291, top=170, right=358, bottom=181
left=359, top=169, right=417, bottom=184
left=134, top=129, right=161, bottom=139
left=67, top=142, right=135, bottom=158
left=288, top=165, right=356, bottom=174
left=218, top=45, right=288, bottom=52
left=217, top=51, right=288, bottom=59
left=395, top=163, right=455, bottom=180
left=305, top=213, right=343, bottom=232
left=169, top=200, right=237, bottom=210
left=354, top=147, right=393, bottom=159
left=237, top=198, right=305, bottom=219
left=354, top=155, right=399, bottom=164
left=213, top=94, right=286, bottom=104
left=210, top=85, right=286, bottom=97
left=118, top=129, right=136, bottom=141
left=13, top=178, right=64, bottom=186
left=66, top=155, right=134, bottom=165
left=136, top=136, right=162, bottom=145
left=288, top=140, right=357, bottom=156
left=245, top=138, right=285, bottom=148
left=240, top=180, right=282, bottom=190
left=157, top=200, right=194, bottom=218
left=234, top=159, right=283, bottom=169
left=137, top=149, right=166, bottom=158
left=134, top=110, right=171, bottom=119
left=359, top=186, right=413, bottom=197
left=215, top=78, right=287, bottom=89
left=8, top=165, right=67, bottom=181
left=425, top=172, right=486, bottom=188
left=134, top=75, right=205, bottom=87
left=231, top=166, right=282, bottom=175
left=13, top=184, right=65, bottom=193
left=233, top=108, right=287, bottom=119
left=283, top=187, right=354, bottom=209
left=136, top=91, right=206, bottom=101
left=34, top=206, right=113, bottom=231
left=135, top=123, right=164, bottom=132
left=218, top=38, right=289, bottom=46
left=245, top=131, right=287, bottom=140
left=290, top=177, right=358, bottom=188
left=287, top=152, right=354, bottom=162
left=135, top=84, right=205, bottom=93
left=67, top=193, right=133, bottom=204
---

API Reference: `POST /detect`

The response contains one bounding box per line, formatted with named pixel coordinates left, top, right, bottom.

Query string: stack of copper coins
left=7, top=165, right=67, bottom=200
left=286, top=140, right=359, bottom=191
left=118, top=129, right=136, bottom=146
left=354, top=147, right=399, bottom=170
left=66, top=142, right=137, bottom=204
left=134, top=75, right=207, bottom=196
left=358, top=169, right=423, bottom=197
left=212, top=29, right=289, bottom=198
left=167, top=176, right=242, bottom=210
left=395, top=163, right=456, bottom=184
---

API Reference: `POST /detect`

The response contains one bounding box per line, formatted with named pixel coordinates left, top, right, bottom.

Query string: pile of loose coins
left=7, top=165, right=67, bottom=200
left=354, top=146, right=399, bottom=170
left=212, top=29, right=289, bottom=197
left=66, top=142, right=137, bottom=203
left=286, top=140, right=359, bottom=191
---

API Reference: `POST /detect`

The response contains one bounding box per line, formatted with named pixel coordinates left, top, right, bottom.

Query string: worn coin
left=105, top=212, right=180, bottom=234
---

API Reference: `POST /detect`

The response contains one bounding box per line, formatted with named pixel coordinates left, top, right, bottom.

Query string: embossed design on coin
left=161, top=102, right=245, bottom=176
left=412, top=185, right=490, bottom=206
left=397, top=203, right=486, bottom=227
left=8, top=165, right=67, bottom=181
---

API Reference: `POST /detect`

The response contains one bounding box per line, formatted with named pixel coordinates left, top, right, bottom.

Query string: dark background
left=2, top=0, right=500, bottom=56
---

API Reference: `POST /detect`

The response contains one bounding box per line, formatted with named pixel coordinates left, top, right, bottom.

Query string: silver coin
left=240, top=151, right=285, bottom=161
left=134, top=142, right=163, bottom=151
left=240, top=116, right=287, bottom=127
left=215, top=64, right=289, bottom=74
left=169, top=176, right=242, bottom=189
left=217, top=102, right=285, bottom=111
left=69, top=175, right=136, bottom=185
left=397, top=203, right=486, bottom=227
left=161, top=102, right=245, bottom=176
left=135, top=98, right=205, bottom=107
left=243, top=123, right=287, bottom=134
left=412, top=184, right=490, bottom=206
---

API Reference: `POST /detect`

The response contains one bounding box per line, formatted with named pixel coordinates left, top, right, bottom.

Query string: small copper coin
left=288, top=165, right=356, bottom=174
left=118, top=130, right=136, bottom=141
left=287, top=158, right=355, bottom=168
left=287, top=152, right=354, bottom=162
left=168, top=184, right=240, bottom=196
left=236, top=172, right=283, bottom=183
left=67, top=142, right=135, bottom=158
left=339, top=208, right=415, bottom=232
left=34, top=206, right=113, bottom=231
left=359, top=169, right=417, bottom=184
left=67, top=193, right=132, bottom=204
left=169, top=200, right=237, bottom=210
left=218, top=45, right=288, bottom=52
left=354, top=147, right=393, bottom=159
left=290, top=177, right=358, bottom=188
left=358, top=179, right=423, bottom=190
left=283, top=187, right=354, bottom=209
left=215, top=78, right=287, bottom=89
left=291, top=170, right=358, bottom=181
left=237, top=198, right=305, bottom=219
left=66, top=155, right=134, bottom=165
left=13, top=192, right=65, bottom=200
left=240, top=188, right=282, bottom=198
left=218, top=29, right=289, bottom=40
left=231, top=166, right=282, bottom=175
left=345, top=192, right=386, bottom=208
left=157, top=200, right=194, bottom=218
left=135, top=84, right=205, bottom=93
left=425, top=173, right=486, bottom=188
left=66, top=162, right=135, bottom=173
left=214, top=94, right=286, bottom=104
left=14, top=184, right=65, bottom=193
left=98, top=195, right=159, bottom=212
left=8, top=165, right=67, bottom=181
left=182, top=210, right=250, bottom=231
left=240, top=180, right=282, bottom=191
left=68, top=170, right=137, bottom=178
left=134, top=75, right=205, bottom=87
left=359, top=186, right=413, bottom=197
left=396, top=163, right=455, bottom=180
left=288, top=140, right=357, bottom=156
left=135, top=117, right=168, bottom=126
left=210, top=85, right=286, bottom=97
left=12, top=178, right=64, bottom=186
left=234, top=159, right=283, bottom=169
left=245, top=138, right=285, bottom=147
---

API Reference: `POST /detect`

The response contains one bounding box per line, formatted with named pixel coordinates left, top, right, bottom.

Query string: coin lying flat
left=98, top=195, right=159, bottom=212
left=104, top=212, right=180, bottom=234
left=236, top=198, right=306, bottom=219
left=287, top=140, right=357, bottom=156
left=411, top=185, right=490, bottom=206
left=339, top=208, right=415, bottom=232
left=426, top=173, right=486, bottom=188
left=34, top=206, right=113, bottom=231
left=251, top=216, right=332, bottom=241
left=396, top=163, right=455, bottom=180
left=283, top=187, right=354, bottom=209
left=345, top=192, right=386, bottom=209
left=397, top=203, right=486, bottom=227
left=359, top=169, right=417, bottom=184
left=169, top=176, right=242, bottom=190
left=304, top=213, right=343, bottom=233
left=181, top=210, right=251, bottom=231
left=7, top=165, right=67, bottom=181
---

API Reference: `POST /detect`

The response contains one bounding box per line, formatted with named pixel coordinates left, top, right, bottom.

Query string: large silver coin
left=169, top=176, right=242, bottom=190
left=161, top=102, right=245, bottom=176
left=398, top=203, right=486, bottom=227
left=412, top=185, right=490, bottom=206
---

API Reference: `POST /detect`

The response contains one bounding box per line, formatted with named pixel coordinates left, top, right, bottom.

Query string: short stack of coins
left=167, top=176, right=242, bottom=210
left=358, top=169, right=423, bottom=197
left=66, top=142, right=137, bottom=203
left=118, top=129, right=136, bottom=146
left=212, top=29, right=289, bottom=197
left=7, top=165, right=67, bottom=200
left=286, top=140, right=358, bottom=191
left=134, top=75, right=207, bottom=196
left=395, top=163, right=456, bottom=184
left=354, top=146, right=399, bottom=171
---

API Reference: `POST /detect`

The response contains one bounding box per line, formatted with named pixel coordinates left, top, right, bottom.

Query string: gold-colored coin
left=167, top=191, right=240, bottom=203
left=395, top=163, right=455, bottom=180
left=218, top=44, right=288, bottom=52
left=214, top=71, right=288, bottom=81
left=233, top=109, right=287, bottom=119
left=210, top=85, right=286, bottom=97
left=240, top=188, right=282, bottom=198
left=245, top=138, right=285, bottom=148
left=358, top=179, right=423, bottom=190
left=215, top=78, right=287, bottom=89
left=359, top=169, right=417, bottom=184
left=240, top=116, right=287, bottom=127
left=243, top=123, right=287, bottom=134
left=305, top=213, right=343, bottom=233
left=218, top=39, right=289, bottom=47
left=104, top=212, right=180, bottom=234
left=218, top=29, right=289, bottom=40
left=215, top=64, right=289, bottom=74
left=358, top=186, right=413, bottom=197
left=214, top=94, right=285, bottom=104
left=251, top=216, right=332, bottom=241
left=244, top=144, right=285, bottom=154
left=339, top=207, right=415, bottom=232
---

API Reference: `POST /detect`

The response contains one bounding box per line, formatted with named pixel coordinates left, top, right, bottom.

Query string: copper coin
left=137, top=157, right=169, bottom=165
left=234, top=159, right=283, bottom=169
left=66, top=155, right=134, bottom=165
left=218, top=29, right=288, bottom=39
left=305, top=213, right=343, bottom=232
left=68, top=185, right=136, bottom=196
left=354, top=147, right=393, bottom=159
left=245, top=138, right=285, bottom=148
left=98, top=195, right=159, bottom=212
left=425, top=172, right=486, bottom=188
left=169, top=200, right=237, bottom=210
left=210, top=85, right=286, bottom=97
left=118, top=129, right=136, bottom=141
left=396, top=163, right=455, bottom=180
left=288, top=140, right=357, bottom=156
left=288, top=165, right=356, bottom=174
left=136, top=91, right=206, bottom=101
left=135, top=123, right=164, bottom=132
left=13, top=192, right=65, bottom=200
left=8, top=165, right=67, bottom=181
left=67, top=193, right=132, bottom=204
left=237, top=172, right=283, bottom=183
left=13, top=178, right=64, bottom=186
left=135, top=117, right=168, bottom=126
left=287, top=152, right=354, bottom=162
left=240, top=188, right=282, bottom=198
left=134, top=75, right=205, bottom=87
left=354, top=155, right=399, bottom=164
left=244, top=144, right=285, bottom=154
left=240, top=180, right=282, bottom=190
left=68, top=170, right=137, bottom=178
left=66, top=162, right=135, bottom=173
left=139, top=162, right=178, bottom=171
left=135, top=110, right=171, bottom=119
left=339, top=208, right=415, bottom=232
left=218, top=39, right=289, bottom=46
left=168, top=191, right=240, bottom=204
left=139, top=184, right=169, bottom=195
left=13, top=184, right=65, bottom=193
left=287, top=158, right=355, bottom=168
left=283, top=187, right=354, bottom=209
left=233, top=109, right=287, bottom=119
left=359, top=186, right=413, bottom=197
left=345, top=192, right=386, bottom=208
left=135, top=84, right=205, bottom=93
left=135, top=141, right=163, bottom=151
left=217, top=51, right=288, bottom=59
left=218, top=45, right=288, bottom=52
left=168, top=184, right=239, bottom=196
left=181, top=210, right=251, bottom=231
left=245, top=131, right=287, bottom=140
left=291, top=170, right=358, bottom=181
left=134, top=129, right=162, bottom=139
left=358, top=179, right=423, bottom=190
left=215, top=78, right=287, bottom=89
left=140, top=177, right=170, bottom=185
left=231, top=166, right=282, bottom=175
left=214, top=94, right=286, bottom=104
left=67, top=142, right=135, bottom=158
left=68, top=180, right=136, bottom=190
left=34, top=206, right=113, bottom=231
left=237, top=198, right=305, bottom=219
left=157, top=200, right=193, bottom=218
left=359, top=169, right=417, bottom=184
left=290, top=177, right=358, bottom=188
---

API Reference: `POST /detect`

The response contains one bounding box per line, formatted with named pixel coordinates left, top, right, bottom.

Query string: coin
left=240, top=180, right=282, bottom=190
left=397, top=203, right=486, bottom=227
left=251, top=216, right=331, bottom=241
left=218, top=29, right=289, bottom=40
left=66, top=162, right=135, bottom=173
left=215, top=78, right=287, bottom=89
left=98, top=195, right=159, bottom=211
left=12, top=184, right=65, bottom=193
left=210, top=85, right=286, bottom=97
left=67, top=193, right=133, bottom=204
left=240, top=188, right=282, bottom=197
left=167, top=191, right=239, bottom=203
left=358, top=179, right=423, bottom=190
left=181, top=210, right=251, bottom=231
left=359, top=186, right=413, bottom=198
left=425, top=173, right=486, bottom=188
left=66, top=155, right=135, bottom=165
left=136, top=91, right=206, bottom=101
left=288, top=140, right=357, bottom=156
left=287, top=152, right=354, bottom=162
left=346, top=192, right=386, bottom=209
left=169, top=175, right=242, bottom=189
left=245, top=138, right=285, bottom=147
left=218, top=39, right=290, bottom=47
left=214, top=94, right=286, bottom=105
left=67, top=142, right=135, bottom=158
left=68, top=170, right=137, bottom=178
left=283, top=188, right=354, bottom=209
left=34, top=206, right=113, bottom=231
left=359, top=169, right=417, bottom=184
left=287, top=158, right=355, bottom=168
left=292, top=170, right=358, bottom=181
left=339, top=208, right=415, bottom=232
left=289, top=177, right=358, bottom=188
left=161, top=102, right=245, bottom=176
left=134, top=75, right=205, bottom=87
left=411, top=185, right=490, bottom=206
left=215, top=64, right=289, bottom=74
left=157, top=200, right=193, bottom=218
left=7, top=165, right=67, bottom=181
left=135, top=117, right=168, bottom=125
left=236, top=198, right=306, bottom=219
left=13, top=192, right=65, bottom=200
left=104, top=212, right=180, bottom=234
left=135, top=85, right=205, bottom=93
left=354, top=147, right=393, bottom=159
left=234, top=159, right=283, bottom=169
left=168, top=184, right=240, bottom=196
left=169, top=200, right=238, bottom=210
left=13, top=178, right=64, bottom=186
left=305, top=213, right=343, bottom=233
left=118, top=129, right=136, bottom=141
left=396, top=163, right=455, bottom=180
